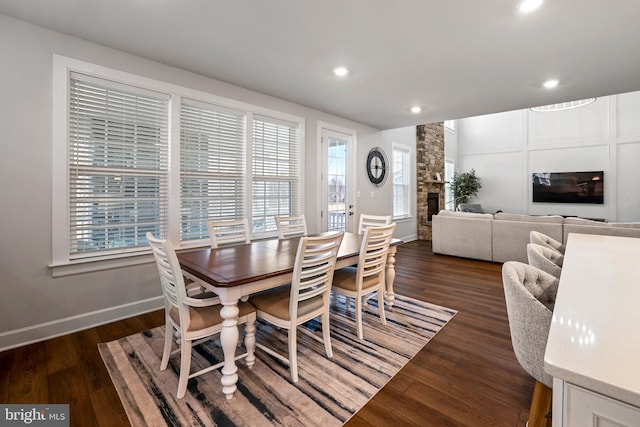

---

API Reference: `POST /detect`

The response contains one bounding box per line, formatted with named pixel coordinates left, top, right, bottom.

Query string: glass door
left=321, top=127, right=354, bottom=232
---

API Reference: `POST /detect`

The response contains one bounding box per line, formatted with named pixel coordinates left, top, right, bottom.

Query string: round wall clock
left=366, top=147, right=388, bottom=187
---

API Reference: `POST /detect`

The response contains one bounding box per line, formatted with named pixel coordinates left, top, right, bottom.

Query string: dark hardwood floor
left=0, top=240, right=536, bottom=427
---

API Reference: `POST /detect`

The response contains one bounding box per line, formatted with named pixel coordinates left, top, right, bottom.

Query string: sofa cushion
left=432, top=210, right=493, bottom=261
left=494, top=213, right=564, bottom=224
left=609, top=222, right=640, bottom=229
left=563, top=217, right=603, bottom=225
left=437, top=210, right=493, bottom=220
left=492, top=216, right=564, bottom=263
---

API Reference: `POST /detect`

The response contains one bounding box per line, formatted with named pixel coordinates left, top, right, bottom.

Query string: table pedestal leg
left=219, top=300, right=240, bottom=400
left=385, top=245, right=397, bottom=308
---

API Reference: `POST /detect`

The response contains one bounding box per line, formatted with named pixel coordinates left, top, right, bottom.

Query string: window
left=392, top=145, right=411, bottom=218
left=68, top=73, right=170, bottom=257
left=252, top=115, right=301, bottom=233
left=180, top=100, right=246, bottom=241
left=445, top=160, right=455, bottom=210
left=52, top=56, right=303, bottom=274
left=444, top=120, right=456, bottom=131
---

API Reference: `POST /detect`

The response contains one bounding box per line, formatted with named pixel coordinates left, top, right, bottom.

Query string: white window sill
left=49, top=251, right=156, bottom=277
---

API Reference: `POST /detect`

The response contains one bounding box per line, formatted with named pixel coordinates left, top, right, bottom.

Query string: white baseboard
left=400, top=234, right=418, bottom=242
left=0, top=296, right=164, bottom=352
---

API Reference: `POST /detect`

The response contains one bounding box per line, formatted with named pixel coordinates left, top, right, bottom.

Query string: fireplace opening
left=427, top=192, right=439, bottom=222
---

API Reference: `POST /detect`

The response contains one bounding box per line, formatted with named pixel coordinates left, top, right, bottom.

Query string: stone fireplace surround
left=417, top=123, right=445, bottom=240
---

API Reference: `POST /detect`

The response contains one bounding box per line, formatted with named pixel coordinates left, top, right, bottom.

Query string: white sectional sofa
left=562, top=217, right=640, bottom=241
left=432, top=210, right=640, bottom=263
left=491, top=213, right=564, bottom=263
left=432, top=210, right=494, bottom=261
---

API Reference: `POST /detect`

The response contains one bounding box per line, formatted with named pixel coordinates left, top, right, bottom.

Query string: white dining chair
left=207, top=219, right=251, bottom=248
left=275, top=215, right=308, bottom=239
left=358, top=213, right=392, bottom=234
left=146, top=232, right=257, bottom=399
left=249, top=231, right=344, bottom=383
left=332, top=223, right=396, bottom=340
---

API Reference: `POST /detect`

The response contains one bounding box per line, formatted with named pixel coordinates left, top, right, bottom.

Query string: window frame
left=444, top=159, right=455, bottom=210
left=51, top=55, right=304, bottom=276
left=391, top=143, right=412, bottom=219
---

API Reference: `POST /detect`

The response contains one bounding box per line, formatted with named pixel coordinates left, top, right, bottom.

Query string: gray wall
left=454, top=94, right=640, bottom=221
left=0, top=14, right=417, bottom=349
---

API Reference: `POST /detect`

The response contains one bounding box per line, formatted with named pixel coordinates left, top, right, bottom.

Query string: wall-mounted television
left=532, top=171, right=604, bottom=204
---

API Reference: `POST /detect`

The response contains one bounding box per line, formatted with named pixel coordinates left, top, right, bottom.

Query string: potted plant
left=450, top=168, right=482, bottom=209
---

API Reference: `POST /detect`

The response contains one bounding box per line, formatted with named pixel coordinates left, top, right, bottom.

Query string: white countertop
left=544, top=233, right=640, bottom=408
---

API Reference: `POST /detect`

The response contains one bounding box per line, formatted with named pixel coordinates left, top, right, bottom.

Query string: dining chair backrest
left=357, top=223, right=396, bottom=284
left=147, top=233, right=193, bottom=328
left=275, top=215, right=308, bottom=239
left=289, top=231, right=344, bottom=320
left=207, top=219, right=251, bottom=248
left=249, top=230, right=344, bottom=383
left=331, top=223, right=396, bottom=340
left=358, top=213, right=392, bottom=234
left=527, top=243, right=563, bottom=280
left=530, top=230, right=565, bottom=255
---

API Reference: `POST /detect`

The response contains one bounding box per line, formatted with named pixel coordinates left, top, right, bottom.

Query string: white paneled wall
left=617, top=92, right=640, bottom=139
left=528, top=98, right=609, bottom=146
left=616, top=142, right=640, bottom=221
left=455, top=91, right=640, bottom=221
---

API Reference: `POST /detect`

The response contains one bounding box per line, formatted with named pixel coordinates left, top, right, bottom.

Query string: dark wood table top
left=177, top=232, right=400, bottom=288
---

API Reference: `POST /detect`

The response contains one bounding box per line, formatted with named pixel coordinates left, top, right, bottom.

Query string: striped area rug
left=98, top=294, right=456, bottom=426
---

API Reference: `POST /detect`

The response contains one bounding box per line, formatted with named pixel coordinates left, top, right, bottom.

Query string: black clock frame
left=366, top=147, right=388, bottom=187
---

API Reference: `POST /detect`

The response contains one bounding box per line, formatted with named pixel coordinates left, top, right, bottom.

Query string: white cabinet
left=545, top=235, right=640, bottom=427
left=561, top=383, right=640, bottom=427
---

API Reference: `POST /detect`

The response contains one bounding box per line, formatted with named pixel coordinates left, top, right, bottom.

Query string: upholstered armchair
left=527, top=243, right=563, bottom=280
left=502, top=261, right=558, bottom=427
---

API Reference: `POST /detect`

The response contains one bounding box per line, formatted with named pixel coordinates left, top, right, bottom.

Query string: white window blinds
left=180, top=100, right=246, bottom=241
left=252, top=115, right=301, bottom=233
left=68, top=73, right=169, bottom=257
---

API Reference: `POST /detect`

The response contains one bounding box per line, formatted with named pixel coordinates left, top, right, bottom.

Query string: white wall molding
left=0, top=296, right=163, bottom=352
left=455, top=90, right=640, bottom=221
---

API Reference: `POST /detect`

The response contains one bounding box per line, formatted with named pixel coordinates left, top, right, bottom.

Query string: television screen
left=532, top=171, right=604, bottom=204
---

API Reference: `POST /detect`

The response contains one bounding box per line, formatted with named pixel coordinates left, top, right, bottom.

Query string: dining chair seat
left=332, top=267, right=379, bottom=292
left=250, top=286, right=324, bottom=321
left=168, top=302, right=255, bottom=333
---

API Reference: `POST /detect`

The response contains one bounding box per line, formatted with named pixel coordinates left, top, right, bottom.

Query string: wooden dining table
left=177, top=231, right=401, bottom=399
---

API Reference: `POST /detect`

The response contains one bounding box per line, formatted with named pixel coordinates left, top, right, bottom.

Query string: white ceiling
left=2, top=0, right=640, bottom=130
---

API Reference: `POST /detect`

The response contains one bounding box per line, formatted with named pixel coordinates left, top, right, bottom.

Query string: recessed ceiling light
left=543, top=79, right=559, bottom=89
left=333, top=66, right=349, bottom=77
left=410, top=106, right=422, bottom=114
left=519, top=0, right=543, bottom=13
